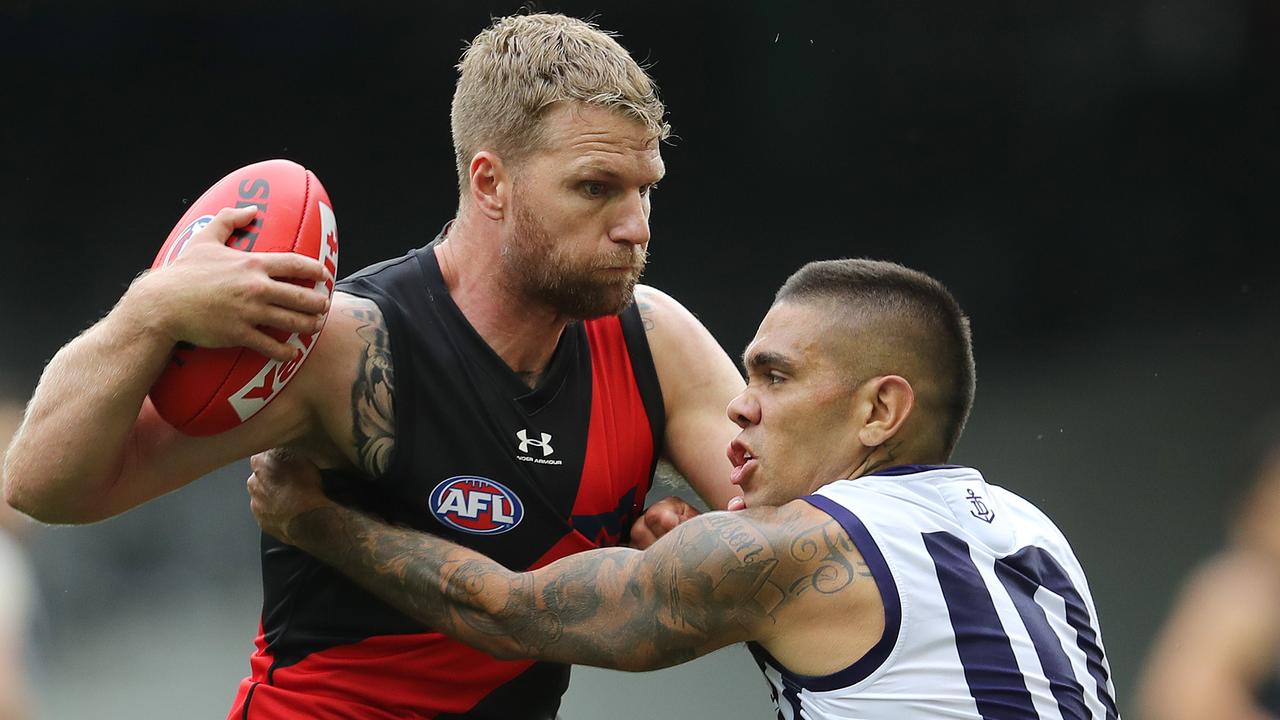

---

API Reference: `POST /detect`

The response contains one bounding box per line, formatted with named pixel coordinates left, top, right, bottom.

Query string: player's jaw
left=502, top=204, right=646, bottom=318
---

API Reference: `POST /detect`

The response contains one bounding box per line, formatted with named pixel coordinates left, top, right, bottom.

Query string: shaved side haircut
left=776, top=259, right=976, bottom=458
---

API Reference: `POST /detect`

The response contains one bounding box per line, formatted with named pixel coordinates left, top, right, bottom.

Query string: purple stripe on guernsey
left=746, top=645, right=803, bottom=718
left=750, top=494, right=903, bottom=692
left=994, top=552, right=1090, bottom=720
left=865, top=464, right=964, bottom=477
left=747, top=645, right=793, bottom=717
left=923, top=531, right=1040, bottom=719
left=996, top=547, right=1118, bottom=720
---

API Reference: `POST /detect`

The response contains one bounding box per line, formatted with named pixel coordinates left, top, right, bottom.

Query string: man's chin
left=552, top=279, right=639, bottom=319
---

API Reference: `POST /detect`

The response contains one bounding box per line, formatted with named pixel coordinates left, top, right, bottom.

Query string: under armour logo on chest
left=516, top=429, right=554, bottom=457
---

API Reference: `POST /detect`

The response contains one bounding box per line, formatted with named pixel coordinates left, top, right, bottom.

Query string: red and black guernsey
left=230, top=240, right=665, bottom=719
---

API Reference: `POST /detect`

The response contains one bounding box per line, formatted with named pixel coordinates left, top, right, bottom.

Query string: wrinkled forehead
left=539, top=103, right=664, bottom=173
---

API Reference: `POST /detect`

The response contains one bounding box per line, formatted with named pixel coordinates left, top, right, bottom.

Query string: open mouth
left=727, top=438, right=759, bottom=487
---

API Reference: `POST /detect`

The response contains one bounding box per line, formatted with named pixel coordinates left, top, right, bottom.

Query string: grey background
left=3, top=1, right=1277, bottom=717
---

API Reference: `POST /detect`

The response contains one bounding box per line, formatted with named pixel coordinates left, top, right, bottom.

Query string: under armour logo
left=516, top=429, right=554, bottom=457
left=966, top=489, right=995, bottom=524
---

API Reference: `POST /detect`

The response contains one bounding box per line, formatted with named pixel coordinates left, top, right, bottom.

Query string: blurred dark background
left=1, top=1, right=1277, bottom=717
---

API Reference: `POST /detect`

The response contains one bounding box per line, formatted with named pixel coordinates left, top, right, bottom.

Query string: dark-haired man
left=250, top=259, right=1120, bottom=719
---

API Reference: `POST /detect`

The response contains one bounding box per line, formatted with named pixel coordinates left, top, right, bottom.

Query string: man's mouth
left=727, top=438, right=759, bottom=487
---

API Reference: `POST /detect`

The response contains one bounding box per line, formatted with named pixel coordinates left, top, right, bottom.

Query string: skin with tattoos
left=344, top=301, right=396, bottom=477
left=247, top=294, right=944, bottom=677
left=251, top=453, right=883, bottom=676
left=249, top=261, right=1120, bottom=719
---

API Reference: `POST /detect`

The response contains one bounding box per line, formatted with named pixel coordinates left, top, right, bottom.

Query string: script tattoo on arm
left=345, top=299, right=395, bottom=477
left=787, top=520, right=873, bottom=596
left=284, top=500, right=869, bottom=671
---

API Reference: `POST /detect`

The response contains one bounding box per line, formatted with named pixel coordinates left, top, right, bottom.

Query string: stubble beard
left=502, top=203, right=647, bottom=319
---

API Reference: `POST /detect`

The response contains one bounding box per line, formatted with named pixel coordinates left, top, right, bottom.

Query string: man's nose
left=608, top=191, right=651, bottom=247
left=726, top=389, right=759, bottom=429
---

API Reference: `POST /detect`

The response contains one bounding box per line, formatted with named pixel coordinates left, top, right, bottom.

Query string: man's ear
left=468, top=151, right=509, bottom=221
left=855, top=375, right=914, bottom=448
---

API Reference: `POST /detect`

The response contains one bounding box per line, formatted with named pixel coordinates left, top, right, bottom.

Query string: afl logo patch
left=429, top=476, right=524, bottom=535
left=160, top=214, right=214, bottom=268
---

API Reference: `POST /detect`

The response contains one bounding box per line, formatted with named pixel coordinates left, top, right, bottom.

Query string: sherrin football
left=148, top=159, right=339, bottom=436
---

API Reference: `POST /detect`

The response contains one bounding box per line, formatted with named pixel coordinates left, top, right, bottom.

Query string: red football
left=148, top=159, right=339, bottom=436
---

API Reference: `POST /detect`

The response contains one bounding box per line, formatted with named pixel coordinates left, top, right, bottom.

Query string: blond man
left=4, top=14, right=744, bottom=719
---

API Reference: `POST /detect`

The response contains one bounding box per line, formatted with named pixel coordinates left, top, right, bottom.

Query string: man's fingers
left=255, top=306, right=326, bottom=337
left=249, top=451, right=275, bottom=474
left=645, top=508, right=680, bottom=534
left=265, top=446, right=300, bottom=464
left=259, top=279, right=330, bottom=315
left=629, top=516, right=659, bottom=549
left=241, top=329, right=296, bottom=362
left=196, top=206, right=259, bottom=244
left=258, top=252, right=328, bottom=284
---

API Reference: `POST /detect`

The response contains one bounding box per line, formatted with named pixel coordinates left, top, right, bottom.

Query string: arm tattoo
left=346, top=300, right=395, bottom=477
left=284, top=500, right=870, bottom=672
left=787, top=520, right=873, bottom=596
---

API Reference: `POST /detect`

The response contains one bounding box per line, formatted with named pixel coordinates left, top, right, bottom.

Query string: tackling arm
left=250, top=450, right=864, bottom=671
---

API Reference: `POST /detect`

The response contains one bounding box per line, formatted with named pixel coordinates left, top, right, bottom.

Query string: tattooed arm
left=249, top=450, right=877, bottom=672
left=336, top=296, right=396, bottom=477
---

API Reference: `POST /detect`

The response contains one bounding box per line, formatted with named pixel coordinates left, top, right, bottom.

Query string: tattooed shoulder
left=634, top=286, right=656, bottom=333
left=652, top=502, right=872, bottom=631
left=343, top=296, right=396, bottom=478
left=779, top=503, right=873, bottom=597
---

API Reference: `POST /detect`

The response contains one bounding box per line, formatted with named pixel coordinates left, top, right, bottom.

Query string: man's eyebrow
left=570, top=162, right=622, bottom=179
left=742, top=350, right=794, bottom=374
left=570, top=161, right=664, bottom=184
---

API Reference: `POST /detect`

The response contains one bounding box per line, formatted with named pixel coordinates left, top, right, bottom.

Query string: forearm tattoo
left=287, top=500, right=870, bottom=671
left=346, top=300, right=395, bottom=477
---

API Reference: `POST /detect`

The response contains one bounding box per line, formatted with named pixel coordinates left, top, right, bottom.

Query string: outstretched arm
left=248, top=450, right=858, bottom=671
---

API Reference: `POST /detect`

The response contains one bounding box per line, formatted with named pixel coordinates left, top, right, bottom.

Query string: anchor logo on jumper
left=516, top=429, right=554, bottom=457
left=966, top=489, right=996, bottom=524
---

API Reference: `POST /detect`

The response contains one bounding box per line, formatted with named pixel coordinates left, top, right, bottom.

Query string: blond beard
left=501, top=202, right=646, bottom=318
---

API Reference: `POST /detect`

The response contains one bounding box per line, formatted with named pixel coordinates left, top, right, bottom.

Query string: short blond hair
left=451, top=13, right=670, bottom=194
